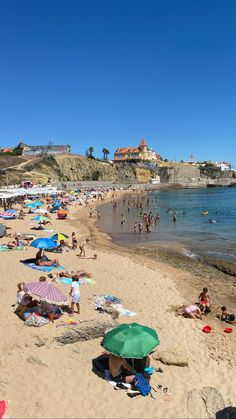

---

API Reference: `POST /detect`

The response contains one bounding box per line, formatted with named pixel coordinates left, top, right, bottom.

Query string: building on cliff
left=114, top=139, right=161, bottom=162
left=17, top=142, right=71, bottom=156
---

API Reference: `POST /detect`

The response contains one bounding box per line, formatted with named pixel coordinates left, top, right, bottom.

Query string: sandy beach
left=0, top=192, right=236, bottom=418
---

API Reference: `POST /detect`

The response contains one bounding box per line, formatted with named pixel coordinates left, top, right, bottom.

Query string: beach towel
left=105, top=370, right=132, bottom=389
left=20, top=259, right=64, bottom=272
left=58, top=277, right=96, bottom=285
left=0, top=245, right=25, bottom=252
left=0, top=400, right=8, bottom=419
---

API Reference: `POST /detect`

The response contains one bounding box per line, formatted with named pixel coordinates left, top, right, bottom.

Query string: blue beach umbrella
left=30, top=238, right=57, bottom=249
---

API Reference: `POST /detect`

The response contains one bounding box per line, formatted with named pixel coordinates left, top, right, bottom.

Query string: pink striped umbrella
left=23, top=282, right=69, bottom=306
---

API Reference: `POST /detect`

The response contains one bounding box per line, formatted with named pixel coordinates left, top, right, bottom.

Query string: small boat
left=208, top=219, right=217, bottom=223
left=201, top=211, right=208, bottom=216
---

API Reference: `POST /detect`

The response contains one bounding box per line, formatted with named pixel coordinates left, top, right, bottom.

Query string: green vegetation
left=102, top=148, right=110, bottom=160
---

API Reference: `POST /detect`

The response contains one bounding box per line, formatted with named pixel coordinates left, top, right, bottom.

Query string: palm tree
left=102, top=148, right=110, bottom=160
left=88, top=147, right=94, bottom=158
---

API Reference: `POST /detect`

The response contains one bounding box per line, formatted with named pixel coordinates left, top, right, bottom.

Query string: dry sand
left=0, top=193, right=236, bottom=418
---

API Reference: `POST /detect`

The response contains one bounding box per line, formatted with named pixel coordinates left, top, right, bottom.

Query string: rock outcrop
left=55, top=318, right=117, bottom=345
left=187, top=387, right=231, bottom=418
left=152, top=349, right=189, bottom=367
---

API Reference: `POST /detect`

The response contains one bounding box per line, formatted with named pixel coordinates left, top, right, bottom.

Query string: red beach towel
left=0, top=400, right=8, bottom=419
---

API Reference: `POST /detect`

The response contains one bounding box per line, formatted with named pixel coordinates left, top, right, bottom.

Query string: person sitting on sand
left=221, top=306, right=236, bottom=324
left=183, top=304, right=202, bottom=320
left=38, top=301, right=59, bottom=322
left=39, top=276, right=47, bottom=282
left=198, top=287, right=211, bottom=310
left=109, top=354, right=136, bottom=384
left=78, top=239, right=89, bottom=257
left=69, top=275, right=81, bottom=316
left=7, top=235, right=20, bottom=249
left=36, top=249, right=59, bottom=267
left=15, top=283, right=38, bottom=318
left=57, top=239, right=69, bottom=252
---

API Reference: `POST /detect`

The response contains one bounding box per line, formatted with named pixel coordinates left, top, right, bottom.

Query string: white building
left=216, top=161, right=231, bottom=171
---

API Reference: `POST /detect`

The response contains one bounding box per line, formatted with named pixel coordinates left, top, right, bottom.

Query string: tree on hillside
left=102, top=148, right=110, bottom=160
left=88, top=147, right=94, bottom=158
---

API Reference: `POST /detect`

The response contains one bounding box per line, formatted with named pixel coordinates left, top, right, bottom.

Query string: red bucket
left=202, top=325, right=212, bottom=333
left=224, top=327, right=233, bottom=334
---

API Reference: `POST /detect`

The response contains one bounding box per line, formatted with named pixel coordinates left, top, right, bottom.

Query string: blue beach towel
left=20, top=259, right=64, bottom=272
left=58, top=277, right=96, bottom=285
left=59, top=277, right=72, bottom=285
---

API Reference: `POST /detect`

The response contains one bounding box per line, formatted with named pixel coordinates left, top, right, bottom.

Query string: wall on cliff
left=158, top=165, right=201, bottom=183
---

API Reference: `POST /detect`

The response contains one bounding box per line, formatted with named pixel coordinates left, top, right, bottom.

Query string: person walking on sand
left=78, top=238, right=89, bottom=257
left=69, top=275, right=80, bottom=316
left=72, top=232, right=78, bottom=250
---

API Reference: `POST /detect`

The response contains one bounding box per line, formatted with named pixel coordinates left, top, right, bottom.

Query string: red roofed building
left=114, top=139, right=160, bottom=162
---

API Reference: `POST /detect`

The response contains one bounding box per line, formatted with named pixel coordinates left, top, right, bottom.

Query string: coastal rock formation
left=55, top=318, right=117, bottom=345
left=187, top=387, right=231, bottom=418
left=152, top=349, right=189, bottom=366
left=0, top=153, right=235, bottom=186
left=0, top=155, right=154, bottom=185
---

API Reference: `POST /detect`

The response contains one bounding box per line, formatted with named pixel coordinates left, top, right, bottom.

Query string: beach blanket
left=58, top=277, right=96, bottom=285
left=20, top=259, right=64, bottom=272
left=0, top=245, right=25, bottom=252
left=94, top=295, right=136, bottom=317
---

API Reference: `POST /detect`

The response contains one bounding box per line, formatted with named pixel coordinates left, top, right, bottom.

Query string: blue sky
left=0, top=0, right=236, bottom=165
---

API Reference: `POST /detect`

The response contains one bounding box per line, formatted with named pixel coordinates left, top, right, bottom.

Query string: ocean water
left=97, top=187, right=236, bottom=261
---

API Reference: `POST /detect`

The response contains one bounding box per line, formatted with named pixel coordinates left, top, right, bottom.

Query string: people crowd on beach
left=1, top=186, right=235, bottom=402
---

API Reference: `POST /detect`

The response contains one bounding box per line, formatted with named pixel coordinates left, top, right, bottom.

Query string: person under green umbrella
left=101, top=323, right=160, bottom=384
left=101, top=323, right=160, bottom=358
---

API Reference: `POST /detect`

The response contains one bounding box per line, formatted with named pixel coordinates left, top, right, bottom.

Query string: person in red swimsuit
left=198, top=287, right=211, bottom=312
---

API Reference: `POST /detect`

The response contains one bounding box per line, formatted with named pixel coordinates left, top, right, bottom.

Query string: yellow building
left=114, top=139, right=160, bottom=162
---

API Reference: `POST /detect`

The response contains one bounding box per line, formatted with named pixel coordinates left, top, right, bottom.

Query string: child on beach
left=78, top=239, right=89, bottom=257
left=69, top=276, right=80, bottom=316
left=221, top=306, right=236, bottom=324
left=198, top=287, right=211, bottom=311
left=183, top=304, right=202, bottom=319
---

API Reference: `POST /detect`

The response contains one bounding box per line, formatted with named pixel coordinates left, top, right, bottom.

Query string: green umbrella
left=101, top=322, right=160, bottom=359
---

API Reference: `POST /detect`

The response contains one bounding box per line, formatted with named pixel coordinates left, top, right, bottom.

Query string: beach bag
left=134, top=373, right=151, bottom=397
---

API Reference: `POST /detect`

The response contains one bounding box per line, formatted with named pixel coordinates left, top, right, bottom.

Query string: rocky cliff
left=0, top=155, right=154, bottom=186
left=0, top=154, right=235, bottom=187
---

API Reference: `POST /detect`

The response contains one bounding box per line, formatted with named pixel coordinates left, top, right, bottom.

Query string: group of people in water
left=111, top=195, right=180, bottom=235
